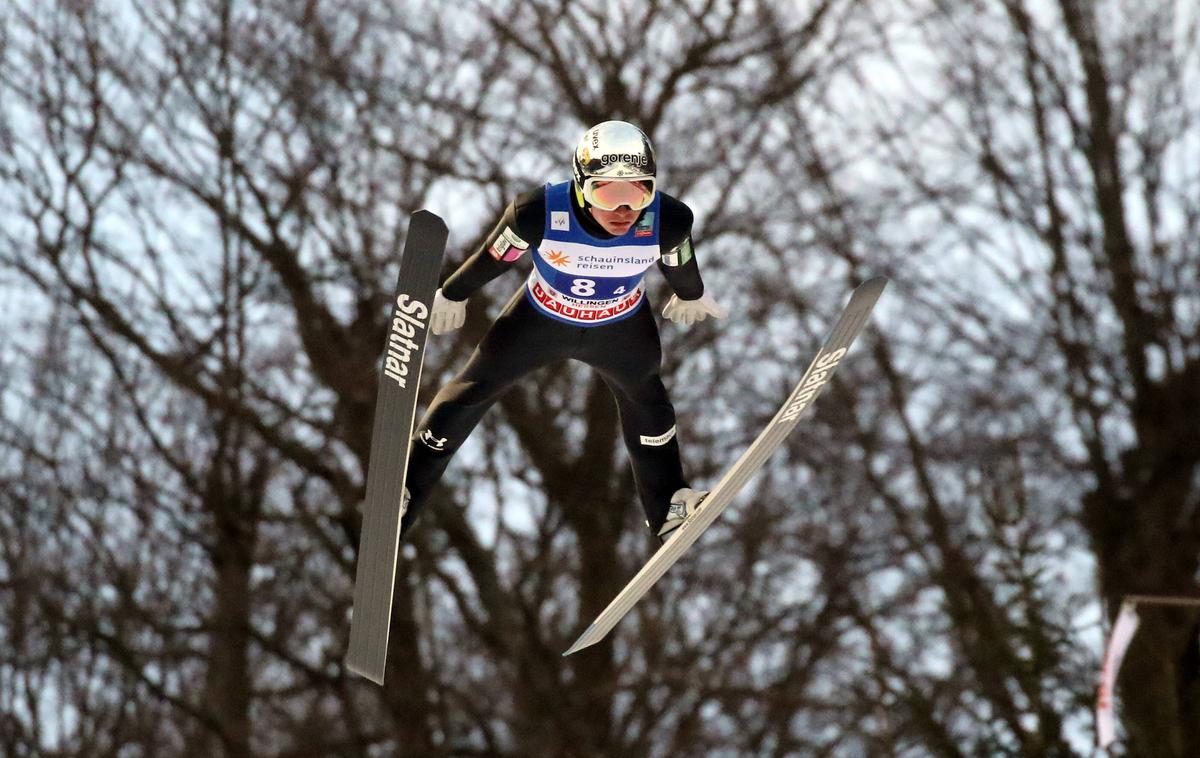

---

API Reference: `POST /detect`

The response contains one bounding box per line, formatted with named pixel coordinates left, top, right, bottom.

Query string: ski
left=563, top=276, right=888, bottom=656
left=346, top=210, right=448, bottom=684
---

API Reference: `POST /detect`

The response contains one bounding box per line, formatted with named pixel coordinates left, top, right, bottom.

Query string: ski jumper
left=401, top=181, right=706, bottom=535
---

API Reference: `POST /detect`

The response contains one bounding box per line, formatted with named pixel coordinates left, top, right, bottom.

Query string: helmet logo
left=599, top=152, right=648, bottom=167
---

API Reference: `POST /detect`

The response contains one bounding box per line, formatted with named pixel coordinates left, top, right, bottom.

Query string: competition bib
left=525, top=181, right=660, bottom=326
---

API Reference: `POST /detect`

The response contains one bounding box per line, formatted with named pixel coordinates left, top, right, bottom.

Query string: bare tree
left=839, top=0, right=1200, bottom=753
left=1, top=0, right=893, bottom=755
left=10, top=0, right=1192, bottom=755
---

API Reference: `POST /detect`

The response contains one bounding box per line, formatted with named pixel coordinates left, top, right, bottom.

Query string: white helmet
left=572, top=121, right=657, bottom=211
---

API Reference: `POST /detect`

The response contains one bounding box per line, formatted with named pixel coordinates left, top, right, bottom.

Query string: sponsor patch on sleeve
left=640, top=425, right=677, bottom=447
left=661, top=236, right=693, bottom=267
left=489, top=226, right=530, bottom=262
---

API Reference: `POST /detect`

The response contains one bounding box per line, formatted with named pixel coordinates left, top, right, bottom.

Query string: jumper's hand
left=430, top=289, right=467, bottom=335
left=662, top=292, right=727, bottom=326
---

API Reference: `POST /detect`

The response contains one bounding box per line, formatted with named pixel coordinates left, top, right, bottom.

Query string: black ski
left=346, top=210, right=447, bottom=684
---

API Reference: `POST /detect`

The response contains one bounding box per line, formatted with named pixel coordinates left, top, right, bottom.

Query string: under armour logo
left=420, top=429, right=448, bottom=451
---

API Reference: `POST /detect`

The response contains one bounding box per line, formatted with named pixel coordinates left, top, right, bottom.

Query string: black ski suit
left=401, top=184, right=707, bottom=535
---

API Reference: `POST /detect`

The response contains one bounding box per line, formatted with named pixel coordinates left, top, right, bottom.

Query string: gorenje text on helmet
left=598, top=153, right=649, bottom=167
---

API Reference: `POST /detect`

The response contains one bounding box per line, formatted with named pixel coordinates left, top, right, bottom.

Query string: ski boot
left=657, top=487, right=709, bottom=543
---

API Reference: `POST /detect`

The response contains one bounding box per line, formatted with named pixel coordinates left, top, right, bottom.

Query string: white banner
left=1096, top=601, right=1140, bottom=748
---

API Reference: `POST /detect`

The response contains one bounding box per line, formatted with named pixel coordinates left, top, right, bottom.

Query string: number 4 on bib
left=563, top=276, right=888, bottom=656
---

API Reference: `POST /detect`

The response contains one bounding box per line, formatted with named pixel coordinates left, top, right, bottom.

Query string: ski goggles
left=582, top=177, right=656, bottom=211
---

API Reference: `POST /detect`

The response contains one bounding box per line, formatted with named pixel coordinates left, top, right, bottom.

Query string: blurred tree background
left=1, top=0, right=1197, bottom=755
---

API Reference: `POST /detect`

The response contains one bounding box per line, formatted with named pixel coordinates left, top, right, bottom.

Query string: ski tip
left=856, top=276, right=889, bottom=298
left=410, top=209, right=449, bottom=234
left=411, top=208, right=444, bottom=223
